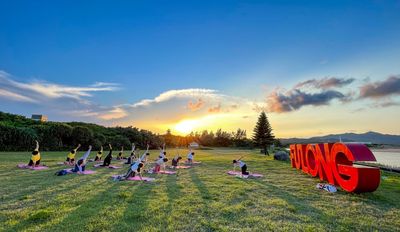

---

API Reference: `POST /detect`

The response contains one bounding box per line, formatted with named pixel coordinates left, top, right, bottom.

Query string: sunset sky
left=1, top=0, right=400, bottom=138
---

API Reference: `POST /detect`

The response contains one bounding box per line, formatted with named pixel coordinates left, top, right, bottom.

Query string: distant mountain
left=280, top=131, right=400, bottom=145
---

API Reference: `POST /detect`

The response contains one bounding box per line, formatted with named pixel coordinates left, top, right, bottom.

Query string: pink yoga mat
left=93, top=164, right=122, bottom=169
left=158, top=170, right=177, bottom=174
left=184, top=161, right=201, bottom=164
left=127, top=176, right=155, bottom=181
left=227, top=171, right=263, bottom=177
left=17, top=164, right=49, bottom=170
left=66, top=169, right=96, bottom=175
left=170, top=166, right=190, bottom=169
left=57, top=162, right=74, bottom=166
left=111, top=175, right=155, bottom=182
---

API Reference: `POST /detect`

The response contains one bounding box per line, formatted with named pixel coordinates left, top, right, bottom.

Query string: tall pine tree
left=252, top=111, right=275, bottom=155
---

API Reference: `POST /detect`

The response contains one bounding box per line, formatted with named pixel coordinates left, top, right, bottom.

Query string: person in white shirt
left=187, top=146, right=195, bottom=165
left=233, top=158, right=249, bottom=176
left=159, top=143, right=166, bottom=159
left=121, top=160, right=144, bottom=180
left=153, top=157, right=168, bottom=173
left=138, top=144, right=150, bottom=163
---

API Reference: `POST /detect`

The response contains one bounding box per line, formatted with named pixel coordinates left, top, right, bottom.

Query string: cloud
left=208, top=104, right=221, bottom=113
left=129, top=89, right=220, bottom=108
left=187, top=98, right=204, bottom=111
left=0, top=88, right=38, bottom=103
left=97, top=107, right=128, bottom=120
left=295, top=77, right=355, bottom=90
left=267, top=89, right=347, bottom=113
left=0, top=71, right=119, bottom=102
left=359, top=75, right=400, bottom=99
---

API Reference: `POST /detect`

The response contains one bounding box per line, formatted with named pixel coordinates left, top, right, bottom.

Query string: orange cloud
left=187, top=98, right=204, bottom=111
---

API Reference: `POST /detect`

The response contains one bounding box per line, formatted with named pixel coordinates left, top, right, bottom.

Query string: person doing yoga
left=187, top=146, right=195, bottom=165
left=66, top=144, right=81, bottom=165
left=28, top=140, right=41, bottom=168
left=233, top=157, right=249, bottom=176
left=125, top=143, right=136, bottom=164
left=101, top=144, right=113, bottom=167
left=71, top=145, right=92, bottom=173
left=117, top=146, right=124, bottom=160
left=94, top=146, right=103, bottom=161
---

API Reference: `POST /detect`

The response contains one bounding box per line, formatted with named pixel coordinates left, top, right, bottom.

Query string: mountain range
left=280, top=131, right=400, bottom=145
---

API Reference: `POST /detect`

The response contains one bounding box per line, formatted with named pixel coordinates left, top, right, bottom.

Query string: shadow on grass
left=3, top=180, right=111, bottom=231
left=108, top=179, right=157, bottom=231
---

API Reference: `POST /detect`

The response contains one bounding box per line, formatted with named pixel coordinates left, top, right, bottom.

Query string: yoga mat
left=93, top=164, right=122, bottom=169
left=17, top=164, right=49, bottom=170
left=184, top=161, right=202, bottom=164
left=66, top=169, right=96, bottom=175
left=57, top=162, right=74, bottom=166
left=158, top=170, right=177, bottom=174
left=111, top=175, right=155, bottom=182
left=127, top=176, right=155, bottom=181
left=227, top=171, right=263, bottom=177
left=170, top=166, right=191, bottom=169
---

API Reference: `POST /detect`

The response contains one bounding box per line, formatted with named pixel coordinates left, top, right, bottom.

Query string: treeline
left=0, top=111, right=162, bottom=151
left=162, top=129, right=253, bottom=148
left=0, top=111, right=280, bottom=151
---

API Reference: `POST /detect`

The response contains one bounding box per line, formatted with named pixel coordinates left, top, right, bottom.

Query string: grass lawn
left=0, top=149, right=399, bottom=232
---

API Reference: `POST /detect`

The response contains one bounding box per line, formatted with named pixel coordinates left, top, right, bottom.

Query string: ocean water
left=370, top=149, right=400, bottom=167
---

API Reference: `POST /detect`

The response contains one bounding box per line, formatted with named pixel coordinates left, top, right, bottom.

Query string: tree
left=252, top=111, right=275, bottom=155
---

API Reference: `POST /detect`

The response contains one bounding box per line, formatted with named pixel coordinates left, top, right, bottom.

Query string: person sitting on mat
left=71, top=145, right=92, bottom=174
left=171, top=155, right=182, bottom=169
left=28, top=140, right=41, bottom=168
left=125, top=143, right=136, bottom=164
left=66, top=144, right=81, bottom=165
left=187, top=147, right=195, bottom=165
left=100, top=144, right=113, bottom=166
left=94, top=146, right=103, bottom=161
left=117, top=146, right=124, bottom=160
left=233, top=158, right=249, bottom=176
left=152, top=157, right=168, bottom=173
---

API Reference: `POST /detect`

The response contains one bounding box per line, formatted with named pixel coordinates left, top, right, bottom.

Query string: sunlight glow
left=174, top=119, right=200, bottom=134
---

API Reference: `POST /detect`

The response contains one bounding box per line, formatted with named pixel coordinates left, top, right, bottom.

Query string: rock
left=274, top=151, right=290, bottom=161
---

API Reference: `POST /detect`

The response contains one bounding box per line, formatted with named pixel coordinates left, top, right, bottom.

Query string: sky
left=0, top=0, right=400, bottom=138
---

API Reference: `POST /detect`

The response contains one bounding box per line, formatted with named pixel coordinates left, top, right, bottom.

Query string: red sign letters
left=290, top=143, right=380, bottom=193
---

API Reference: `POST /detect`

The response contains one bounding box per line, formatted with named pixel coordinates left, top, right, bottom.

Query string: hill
left=281, top=131, right=400, bottom=145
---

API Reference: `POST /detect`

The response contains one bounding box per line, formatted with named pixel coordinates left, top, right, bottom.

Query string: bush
left=274, top=151, right=290, bottom=161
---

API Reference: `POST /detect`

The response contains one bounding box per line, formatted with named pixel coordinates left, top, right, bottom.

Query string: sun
left=174, top=119, right=199, bottom=135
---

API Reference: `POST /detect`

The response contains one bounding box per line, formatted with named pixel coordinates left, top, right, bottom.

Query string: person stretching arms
left=94, top=146, right=103, bottom=161
left=187, top=146, right=195, bottom=165
left=171, top=155, right=182, bottom=169
left=117, top=146, right=124, bottom=160
left=122, top=160, right=144, bottom=180
left=138, top=144, right=150, bottom=163
left=72, top=145, right=92, bottom=174
left=159, top=143, right=166, bottom=159
left=101, top=144, right=113, bottom=167
left=28, top=140, right=41, bottom=168
left=233, top=158, right=249, bottom=176
left=125, top=143, right=136, bottom=164
left=66, top=144, right=81, bottom=165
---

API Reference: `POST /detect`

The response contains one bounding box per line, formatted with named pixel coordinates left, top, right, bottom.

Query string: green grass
left=0, top=149, right=399, bottom=232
